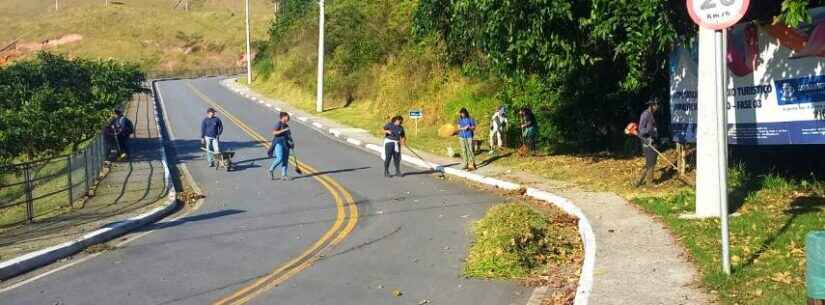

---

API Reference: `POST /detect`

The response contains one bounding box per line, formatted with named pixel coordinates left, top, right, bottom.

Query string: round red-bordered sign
left=687, top=0, right=750, bottom=30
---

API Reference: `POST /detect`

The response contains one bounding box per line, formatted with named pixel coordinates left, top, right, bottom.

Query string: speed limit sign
left=687, top=0, right=750, bottom=30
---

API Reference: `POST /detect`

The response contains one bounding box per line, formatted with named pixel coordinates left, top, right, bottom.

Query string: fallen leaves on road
left=85, top=243, right=116, bottom=254
left=177, top=191, right=204, bottom=205
left=392, top=289, right=402, bottom=297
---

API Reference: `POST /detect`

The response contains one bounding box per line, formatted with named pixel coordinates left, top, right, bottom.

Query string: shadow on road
left=136, top=209, right=245, bottom=232
left=292, top=167, right=371, bottom=180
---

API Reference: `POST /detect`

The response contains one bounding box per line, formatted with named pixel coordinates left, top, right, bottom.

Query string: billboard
left=670, top=8, right=825, bottom=145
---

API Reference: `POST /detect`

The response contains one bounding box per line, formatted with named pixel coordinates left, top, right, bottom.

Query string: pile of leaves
left=464, top=203, right=580, bottom=279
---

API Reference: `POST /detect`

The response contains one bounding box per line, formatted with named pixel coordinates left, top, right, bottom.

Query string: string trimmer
left=624, top=122, right=694, bottom=186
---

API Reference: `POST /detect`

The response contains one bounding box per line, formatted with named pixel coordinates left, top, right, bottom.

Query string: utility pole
left=245, top=0, right=253, bottom=85
left=316, top=0, right=325, bottom=113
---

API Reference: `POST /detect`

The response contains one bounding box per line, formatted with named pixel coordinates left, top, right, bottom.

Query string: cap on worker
left=206, top=108, right=216, bottom=114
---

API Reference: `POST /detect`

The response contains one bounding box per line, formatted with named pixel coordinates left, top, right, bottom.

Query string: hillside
left=249, top=2, right=825, bottom=305
left=0, top=0, right=273, bottom=72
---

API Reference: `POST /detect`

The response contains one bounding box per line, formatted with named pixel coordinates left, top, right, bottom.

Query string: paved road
left=0, top=77, right=529, bottom=305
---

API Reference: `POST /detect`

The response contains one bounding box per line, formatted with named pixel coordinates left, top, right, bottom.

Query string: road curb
left=221, top=78, right=595, bottom=305
left=0, top=83, right=179, bottom=281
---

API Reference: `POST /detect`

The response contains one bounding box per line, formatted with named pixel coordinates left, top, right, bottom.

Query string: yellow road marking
left=183, top=81, right=358, bottom=305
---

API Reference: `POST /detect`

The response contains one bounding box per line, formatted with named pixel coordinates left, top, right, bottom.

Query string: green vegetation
left=635, top=171, right=824, bottom=305
left=0, top=52, right=143, bottom=163
left=464, top=203, right=580, bottom=279
left=0, top=0, right=273, bottom=72
left=256, top=0, right=825, bottom=152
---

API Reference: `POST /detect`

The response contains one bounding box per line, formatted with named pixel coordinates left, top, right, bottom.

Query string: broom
left=290, top=146, right=303, bottom=175
left=404, top=142, right=446, bottom=178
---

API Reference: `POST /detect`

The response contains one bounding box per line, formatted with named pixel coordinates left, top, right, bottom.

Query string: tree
left=0, top=52, right=143, bottom=163
left=412, top=0, right=824, bottom=151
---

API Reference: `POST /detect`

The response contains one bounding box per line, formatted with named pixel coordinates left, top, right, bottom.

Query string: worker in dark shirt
left=382, top=116, right=406, bottom=178
left=636, top=98, right=659, bottom=187
left=109, top=109, right=134, bottom=160
left=200, top=108, right=224, bottom=167
left=268, top=112, right=293, bottom=181
left=519, top=107, right=538, bottom=153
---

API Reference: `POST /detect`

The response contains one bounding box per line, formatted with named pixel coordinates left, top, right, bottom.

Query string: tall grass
left=1, top=0, right=273, bottom=71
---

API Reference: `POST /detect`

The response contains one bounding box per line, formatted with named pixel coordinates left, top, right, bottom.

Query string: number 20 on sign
left=687, top=0, right=750, bottom=30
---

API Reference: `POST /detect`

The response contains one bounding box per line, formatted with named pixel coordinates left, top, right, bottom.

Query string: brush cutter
left=624, top=122, right=679, bottom=170
left=624, top=122, right=694, bottom=186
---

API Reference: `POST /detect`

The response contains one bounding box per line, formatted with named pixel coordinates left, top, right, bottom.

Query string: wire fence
left=0, top=66, right=246, bottom=228
left=0, top=133, right=111, bottom=228
left=146, top=66, right=247, bottom=80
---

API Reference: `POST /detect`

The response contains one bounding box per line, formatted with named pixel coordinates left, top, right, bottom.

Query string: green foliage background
left=254, top=0, right=825, bottom=152
left=0, top=53, right=144, bottom=163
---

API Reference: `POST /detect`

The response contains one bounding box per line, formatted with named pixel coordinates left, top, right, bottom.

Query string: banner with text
left=670, top=7, right=825, bottom=145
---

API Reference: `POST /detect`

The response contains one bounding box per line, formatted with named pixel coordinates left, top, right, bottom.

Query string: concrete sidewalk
left=0, top=93, right=171, bottom=262
left=225, top=78, right=712, bottom=305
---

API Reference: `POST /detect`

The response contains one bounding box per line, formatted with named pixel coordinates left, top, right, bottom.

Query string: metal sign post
left=687, top=0, right=750, bottom=275
left=409, top=110, right=423, bottom=136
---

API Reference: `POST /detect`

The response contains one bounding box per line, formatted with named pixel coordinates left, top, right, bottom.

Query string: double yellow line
left=184, top=82, right=359, bottom=305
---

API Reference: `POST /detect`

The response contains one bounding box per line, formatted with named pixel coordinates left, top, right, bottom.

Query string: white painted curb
left=0, top=81, right=179, bottom=281
left=346, top=138, right=363, bottom=146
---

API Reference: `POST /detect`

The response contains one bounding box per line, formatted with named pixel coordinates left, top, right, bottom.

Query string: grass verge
left=634, top=171, right=824, bottom=305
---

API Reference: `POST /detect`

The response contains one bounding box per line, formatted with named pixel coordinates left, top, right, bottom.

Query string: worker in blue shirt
left=200, top=108, right=224, bottom=167
left=457, top=108, right=477, bottom=170
left=636, top=98, right=659, bottom=187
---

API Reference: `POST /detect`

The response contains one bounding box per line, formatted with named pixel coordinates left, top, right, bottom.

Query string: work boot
left=384, top=170, right=391, bottom=178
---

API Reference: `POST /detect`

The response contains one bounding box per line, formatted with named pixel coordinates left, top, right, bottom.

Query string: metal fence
left=146, top=66, right=247, bottom=80
left=0, top=66, right=246, bottom=228
left=0, top=133, right=111, bottom=227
